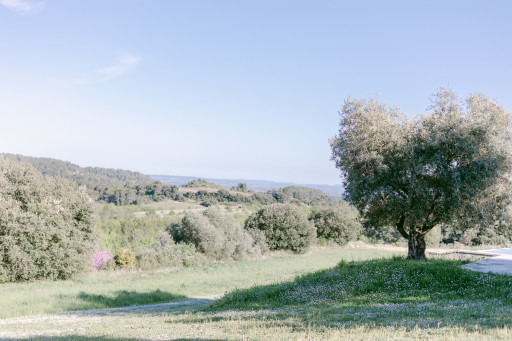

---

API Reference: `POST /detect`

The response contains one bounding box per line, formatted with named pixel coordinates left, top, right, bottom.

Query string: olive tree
left=330, top=89, right=512, bottom=259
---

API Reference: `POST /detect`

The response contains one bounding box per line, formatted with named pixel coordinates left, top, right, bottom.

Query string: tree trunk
left=407, top=228, right=427, bottom=260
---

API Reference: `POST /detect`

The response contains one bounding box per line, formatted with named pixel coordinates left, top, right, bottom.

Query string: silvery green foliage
left=245, top=203, right=316, bottom=254
left=0, top=161, right=95, bottom=282
left=330, top=89, right=512, bottom=258
left=134, top=231, right=206, bottom=270
left=180, top=208, right=264, bottom=260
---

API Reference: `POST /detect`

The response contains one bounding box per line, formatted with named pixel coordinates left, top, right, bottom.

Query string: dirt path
left=0, top=294, right=222, bottom=327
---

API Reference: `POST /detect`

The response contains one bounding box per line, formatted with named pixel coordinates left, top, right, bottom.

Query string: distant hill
left=151, top=175, right=344, bottom=198
left=0, top=153, right=153, bottom=185
left=0, top=153, right=182, bottom=206
left=0, top=153, right=344, bottom=205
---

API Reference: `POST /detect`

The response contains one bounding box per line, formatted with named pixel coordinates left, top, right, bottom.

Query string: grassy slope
left=214, top=257, right=512, bottom=329
left=0, top=247, right=396, bottom=318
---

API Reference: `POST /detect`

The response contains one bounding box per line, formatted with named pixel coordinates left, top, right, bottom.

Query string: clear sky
left=1, top=1, right=511, bottom=185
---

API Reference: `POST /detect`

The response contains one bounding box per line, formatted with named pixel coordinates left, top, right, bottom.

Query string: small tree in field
left=245, top=204, right=316, bottom=254
left=330, top=89, right=512, bottom=260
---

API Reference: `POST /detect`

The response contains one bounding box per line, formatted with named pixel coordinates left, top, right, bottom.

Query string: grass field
left=2, top=247, right=512, bottom=340
left=0, top=247, right=396, bottom=318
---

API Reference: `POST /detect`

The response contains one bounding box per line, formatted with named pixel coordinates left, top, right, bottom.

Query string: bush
left=114, top=248, right=135, bottom=267
left=245, top=204, right=316, bottom=254
left=178, top=208, right=264, bottom=260
left=93, top=250, right=114, bottom=270
left=0, top=161, right=96, bottom=282
left=309, top=206, right=360, bottom=246
left=181, top=211, right=225, bottom=258
left=441, top=222, right=512, bottom=246
left=246, top=228, right=270, bottom=254
left=135, top=231, right=207, bottom=270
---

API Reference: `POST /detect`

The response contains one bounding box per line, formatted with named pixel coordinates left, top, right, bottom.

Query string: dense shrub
left=309, top=206, right=360, bottom=245
left=0, top=161, right=95, bottom=282
left=246, top=228, right=270, bottom=254
left=114, top=248, right=135, bottom=267
left=245, top=204, right=316, bottom=254
left=442, top=223, right=511, bottom=246
left=134, top=232, right=206, bottom=270
left=178, top=208, right=264, bottom=260
left=181, top=211, right=224, bottom=258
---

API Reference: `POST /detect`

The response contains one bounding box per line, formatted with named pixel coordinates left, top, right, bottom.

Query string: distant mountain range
left=151, top=175, right=344, bottom=198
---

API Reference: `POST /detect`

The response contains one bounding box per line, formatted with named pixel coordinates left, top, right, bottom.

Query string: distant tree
left=231, top=183, right=248, bottom=192
left=267, top=186, right=338, bottom=206
left=245, top=204, right=316, bottom=254
left=330, top=89, right=512, bottom=259
left=0, top=161, right=96, bottom=281
left=182, top=179, right=223, bottom=189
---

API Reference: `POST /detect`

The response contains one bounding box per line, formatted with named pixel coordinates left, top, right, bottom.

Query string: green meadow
left=2, top=247, right=512, bottom=340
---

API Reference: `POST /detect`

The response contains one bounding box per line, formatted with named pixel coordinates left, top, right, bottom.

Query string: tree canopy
left=330, top=89, right=512, bottom=259
left=0, top=161, right=96, bottom=281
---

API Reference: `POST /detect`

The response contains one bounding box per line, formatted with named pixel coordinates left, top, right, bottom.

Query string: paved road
left=462, top=249, right=512, bottom=275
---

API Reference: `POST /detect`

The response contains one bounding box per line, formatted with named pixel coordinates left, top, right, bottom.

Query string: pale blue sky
left=1, top=0, right=511, bottom=184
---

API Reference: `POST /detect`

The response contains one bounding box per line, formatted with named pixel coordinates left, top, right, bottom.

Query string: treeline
left=182, top=181, right=344, bottom=208
left=0, top=153, right=180, bottom=206
left=94, top=182, right=182, bottom=205
left=0, top=155, right=346, bottom=209
left=0, top=153, right=152, bottom=185
left=267, top=186, right=341, bottom=207
left=96, top=181, right=344, bottom=208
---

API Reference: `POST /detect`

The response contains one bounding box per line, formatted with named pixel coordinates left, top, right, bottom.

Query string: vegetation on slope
left=215, top=257, right=512, bottom=329
left=182, top=178, right=225, bottom=189
left=0, top=153, right=152, bottom=184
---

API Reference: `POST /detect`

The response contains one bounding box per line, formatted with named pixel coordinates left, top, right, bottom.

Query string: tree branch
left=396, top=214, right=409, bottom=239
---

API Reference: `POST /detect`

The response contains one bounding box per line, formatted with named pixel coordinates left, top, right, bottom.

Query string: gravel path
left=0, top=294, right=222, bottom=327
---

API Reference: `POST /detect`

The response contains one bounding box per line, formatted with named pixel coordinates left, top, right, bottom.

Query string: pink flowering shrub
left=93, top=250, right=114, bottom=271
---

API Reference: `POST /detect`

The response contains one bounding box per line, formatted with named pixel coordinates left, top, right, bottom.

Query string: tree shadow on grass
left=63, top=289, right=188, bottom=313
left=58, top=290, right=219, bottom=317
